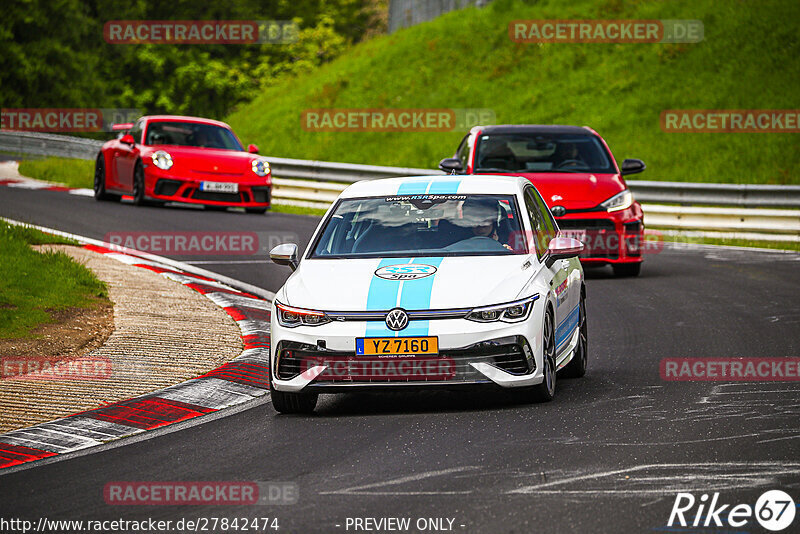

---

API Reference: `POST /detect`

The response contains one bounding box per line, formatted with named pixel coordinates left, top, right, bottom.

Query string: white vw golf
left=268, top=175, right=587, bottom=413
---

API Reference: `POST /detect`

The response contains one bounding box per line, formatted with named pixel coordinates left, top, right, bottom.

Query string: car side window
left=130, top=120, right=144, bottom=145
left=533, top=189, right=558, bottom=245
left=456, top=134, right=471, bottom=169
left=523, top=188, right=547, bottom=258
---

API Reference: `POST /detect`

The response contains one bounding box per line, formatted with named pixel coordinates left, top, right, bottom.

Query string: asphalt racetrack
left=1, top=186, right=798, bottom=533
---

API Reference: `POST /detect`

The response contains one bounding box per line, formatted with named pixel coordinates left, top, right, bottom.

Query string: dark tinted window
left=144, top=121, right=243, bottom=151
left=524, top=187, right=555, bottom=257
left=311, top=194, right=527, bottom=258
left=474, top=132, right=615, bottom=174
left=533, top=188, right=558, bottom=243
left=456, top=134, right=471, bottom=168
left=130, top=119, right=144, bottom=144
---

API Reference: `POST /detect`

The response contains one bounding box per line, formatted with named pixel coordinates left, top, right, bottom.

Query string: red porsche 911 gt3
left=94, top=115, right=272, bottom=214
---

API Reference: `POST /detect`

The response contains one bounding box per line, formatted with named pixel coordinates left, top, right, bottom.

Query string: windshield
left=144, top=121, right=243, bottom=150
left=311, top=194, right=528, bottom=258
left=474, top=133, right=615, bottom=174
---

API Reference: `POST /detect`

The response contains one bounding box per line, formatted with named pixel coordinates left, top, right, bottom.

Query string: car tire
left=613, top=263, right=641, bottom=277
left=560, top=291, right=587, bottom=378
left=93, top=154, right=118, bottom=201
left=270, top=382, right=318, bottom=414
left=523, top=307, right=557, bottom=403
left=245, top=207, right=268, bottom=214
left=132, top=161, right=146, bottom=206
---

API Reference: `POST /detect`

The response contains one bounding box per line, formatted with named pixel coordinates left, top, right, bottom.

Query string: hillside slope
left=226, top=0, right=800, bottom=184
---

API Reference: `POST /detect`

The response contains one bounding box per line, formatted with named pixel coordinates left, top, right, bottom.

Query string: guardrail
left=0, top=130, right=103, bottom=160
left=1, top=131, right=798, bottom=241
left=626, top=181, right=800, bottom=209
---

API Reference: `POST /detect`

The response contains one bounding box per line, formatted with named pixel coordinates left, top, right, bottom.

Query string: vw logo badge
left=551, top=205, right=566, bottom=217
left=385, top=308, right=409, bottom=331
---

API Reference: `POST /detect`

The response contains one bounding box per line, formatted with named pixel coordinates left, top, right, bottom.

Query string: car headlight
left=151, top=150, right=173, bottom=170
left=251, top=159, right=270, bottom=177
left=466, top=295, right=538, bottom=323
left=276, top=302, right=330, bottom=328
left=600, top=189, right=633, bottom=212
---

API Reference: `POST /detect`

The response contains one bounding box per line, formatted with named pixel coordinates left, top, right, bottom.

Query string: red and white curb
left=0, top=161, right=94, bottom=197
left=0, top=220, right=274, bottom=472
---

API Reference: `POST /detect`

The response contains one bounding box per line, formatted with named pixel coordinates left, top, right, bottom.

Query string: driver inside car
left=458, top=198, right=513, bottom=251
left=556, top=142, right=587, bottom=168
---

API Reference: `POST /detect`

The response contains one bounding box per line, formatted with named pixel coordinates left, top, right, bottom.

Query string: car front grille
left=251, top=186, right=271, bottom=204
left=154, top=179, right=182, bottom=196
left=557, top=219, right=620, bottom=258
left=191, top=190, right=244, bottom=203
left=624, top=220, right=643, bottom=232
left=275, top=338, right=533, bottom=383
left=557, top=219, right=616, bottom=231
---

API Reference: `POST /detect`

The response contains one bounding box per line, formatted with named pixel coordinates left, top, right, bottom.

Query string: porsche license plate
left=356, top=337, right=439, bottom=356
left=200, top=181, right=238, bottom=193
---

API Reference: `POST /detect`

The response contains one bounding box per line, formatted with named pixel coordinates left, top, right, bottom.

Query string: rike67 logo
left=668, top=490, right=795, bottom=531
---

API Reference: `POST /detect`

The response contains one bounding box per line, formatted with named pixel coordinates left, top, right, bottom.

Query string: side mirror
left=438, top=157, right=464, bottom=173
left=119, top=134, right=136, bottom=146
left=620, top=158, right=646, bottom=176
left=270, top=243, right=299, bottom=271
left=544, top=237, right=584, bottom=268
left=247, top=144, right=259, bottom=154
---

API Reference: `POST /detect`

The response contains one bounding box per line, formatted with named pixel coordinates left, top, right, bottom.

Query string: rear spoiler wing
left=111, top=123, right=134, bottom=132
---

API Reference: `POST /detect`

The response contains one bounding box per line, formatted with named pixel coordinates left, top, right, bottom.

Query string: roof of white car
left=340, top=174, right=529, bottom=198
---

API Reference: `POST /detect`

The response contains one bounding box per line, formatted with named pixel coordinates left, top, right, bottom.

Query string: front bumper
left=144, top=169, right=272, bottom=208
left=270, top=318, right=545, bottom=393
left=555, top=203, right=644, bottom=265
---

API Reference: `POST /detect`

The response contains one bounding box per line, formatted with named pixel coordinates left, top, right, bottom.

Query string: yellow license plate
left=356, top=337, right=439, bottom=356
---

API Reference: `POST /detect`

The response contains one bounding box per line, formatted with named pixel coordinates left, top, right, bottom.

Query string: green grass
left=226, top=0, right=800, bottom=184
left=18, top=157, right=94, bottom=189
left=0, top=223, right=108, bottom=338
left=269, top=203, right=327, bottom=217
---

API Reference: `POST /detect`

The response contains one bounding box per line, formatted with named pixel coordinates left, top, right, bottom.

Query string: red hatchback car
left=440, top=125, right=646, bottom=276
left=94, top=115, right=272, bottom=213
